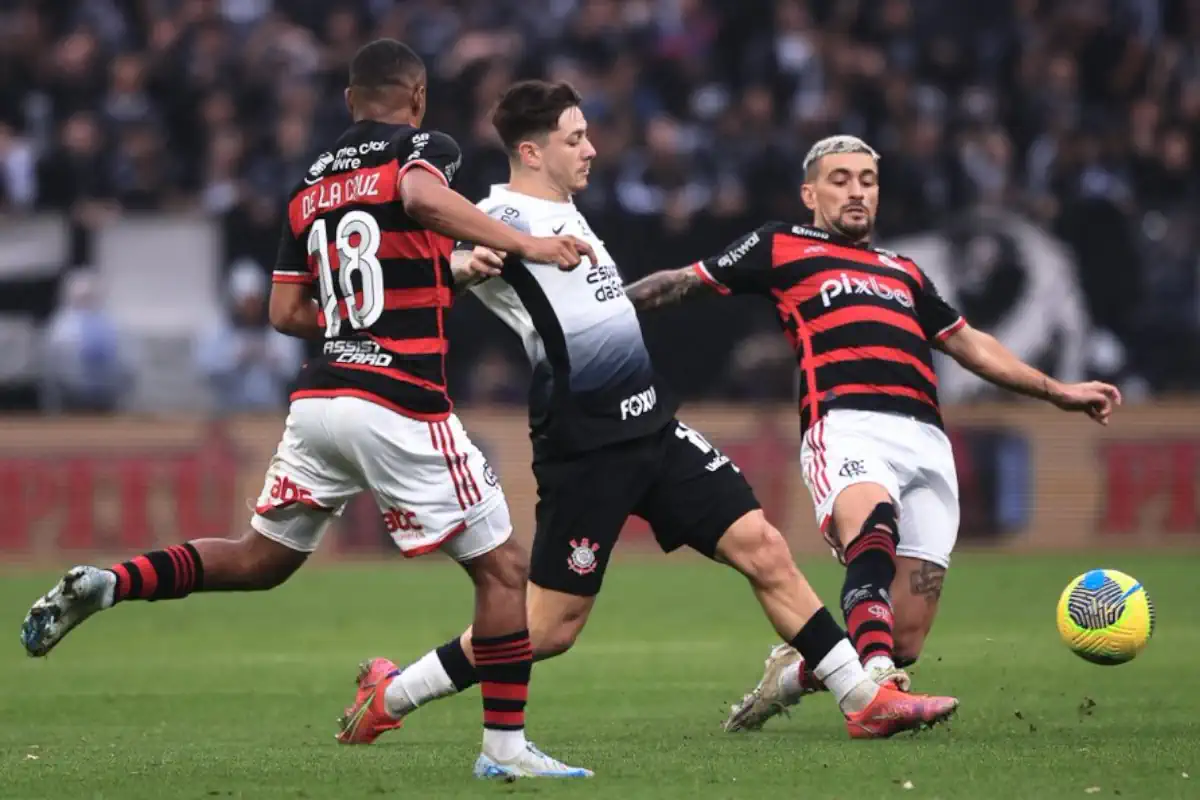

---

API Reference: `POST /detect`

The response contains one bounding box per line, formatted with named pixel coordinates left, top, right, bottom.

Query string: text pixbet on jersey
left=819, top=273, right=914, bottom=309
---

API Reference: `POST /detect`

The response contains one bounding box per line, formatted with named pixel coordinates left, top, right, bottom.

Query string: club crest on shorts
left=482, top=461, right=498, bottom=487
left=567, top=538, right=601, bottom=576
left=838, top=458, right=867, bottom=479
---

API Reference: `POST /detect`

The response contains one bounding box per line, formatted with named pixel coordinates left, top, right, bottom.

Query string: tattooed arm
left=628, top=224, right=777, bottom=311
left=625, top=266, right=716, bottom=311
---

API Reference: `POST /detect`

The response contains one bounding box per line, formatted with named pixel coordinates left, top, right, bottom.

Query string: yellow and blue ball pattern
left=1057, top=569, right=1154, bottom=665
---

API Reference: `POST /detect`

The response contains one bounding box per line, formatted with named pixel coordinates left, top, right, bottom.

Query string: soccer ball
left=1056, top=569, right=1155, bottom=665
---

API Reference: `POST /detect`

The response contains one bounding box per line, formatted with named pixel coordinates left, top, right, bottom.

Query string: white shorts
left=799, top=409, right=959, bottom=568
left=250, top=397, right=510, bottom=562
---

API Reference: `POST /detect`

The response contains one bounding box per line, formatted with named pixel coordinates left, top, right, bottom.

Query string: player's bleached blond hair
left=802, top=135, right=880, bottom=179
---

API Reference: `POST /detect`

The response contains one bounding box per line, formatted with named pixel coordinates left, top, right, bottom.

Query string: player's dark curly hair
left=492, top=80, right=584, bottom=154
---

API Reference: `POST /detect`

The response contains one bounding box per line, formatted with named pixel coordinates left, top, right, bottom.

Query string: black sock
left=789, top=606, right=847, bottom=667
left=841, top=502, right=899, bottom=664
left=436, top=636, right=479, bottom=691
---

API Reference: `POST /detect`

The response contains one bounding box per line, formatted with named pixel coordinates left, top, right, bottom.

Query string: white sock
left=813, top=639, right=879, bottom=714
left=483, top=728, right=527, bottom=762
left=97, top=570, right=117, bottom=608
left=383, top=650, right=457, bottom=718
left=778, top=662, right=805, bottom=700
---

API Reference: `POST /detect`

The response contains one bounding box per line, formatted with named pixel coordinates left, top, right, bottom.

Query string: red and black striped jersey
left=274, top=121, right=463, bottom=421
left=693, top=222, right=965, bottom=434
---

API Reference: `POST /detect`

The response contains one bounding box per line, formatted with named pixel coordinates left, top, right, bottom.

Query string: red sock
left=846, top=595, right=895, bottom=664
left=840, top=504, right=899, bottom=664
left=472, top=630, right=532, bottom=732
left=110, top=543, right=205, bottom=603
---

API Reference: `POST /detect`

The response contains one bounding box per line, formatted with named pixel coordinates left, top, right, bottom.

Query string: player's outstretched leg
left=714, top=511, right=956, bottom=737
left=20, top=531, right=308, bottom=657
left=829, top=484, right=911, bottom=689
left=336, top=537, right=591, bottom=779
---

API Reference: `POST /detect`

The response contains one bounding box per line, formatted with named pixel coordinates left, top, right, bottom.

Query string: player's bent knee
left=718, top=512, right=798, bottom=588
left=855, top=500, right=899, bottom=540
left=831, top=483, right=897, bottom=546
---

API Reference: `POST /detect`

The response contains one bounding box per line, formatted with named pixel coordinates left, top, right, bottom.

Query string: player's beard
left=832, top=208, right=873, bottom=243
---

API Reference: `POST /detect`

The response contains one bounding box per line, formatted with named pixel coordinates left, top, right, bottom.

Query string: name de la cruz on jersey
left=299, top=170, right=383, bottom=224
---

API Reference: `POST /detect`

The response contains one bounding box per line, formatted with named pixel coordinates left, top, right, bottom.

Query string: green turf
left=1, top=551, right=1196, bottom=799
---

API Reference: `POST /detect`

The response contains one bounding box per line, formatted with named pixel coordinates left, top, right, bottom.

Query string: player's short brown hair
left=492, top=80, right=584, bottom=154
left=803, top=135, right=880, bottom=180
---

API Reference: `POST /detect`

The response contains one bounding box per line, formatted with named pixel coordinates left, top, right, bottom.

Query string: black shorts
left=529, top=419, right=761, bottom=596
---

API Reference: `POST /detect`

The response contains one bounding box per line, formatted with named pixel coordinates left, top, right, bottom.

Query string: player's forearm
left=402, top=182, right=528, bottom=255
left=625, top=267, right=708, bottom=311
left=945, top=327, right=1061, bottom=402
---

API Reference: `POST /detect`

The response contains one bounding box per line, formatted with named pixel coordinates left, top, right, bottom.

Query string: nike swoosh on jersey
left=552, top=223, right=566, bottom=234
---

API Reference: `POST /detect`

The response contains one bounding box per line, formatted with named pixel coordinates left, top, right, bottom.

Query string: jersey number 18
left=307, top=210, right=385, bottom=337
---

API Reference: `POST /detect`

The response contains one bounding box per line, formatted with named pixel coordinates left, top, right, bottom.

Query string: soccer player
left=19, top=40, right=595, bottom=780
left=622, top=134, right=1122, bottom=731
left=334, top=81, right=959, bottom=745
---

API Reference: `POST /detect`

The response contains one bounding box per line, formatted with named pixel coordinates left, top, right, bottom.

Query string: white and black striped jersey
left=464, top=185, right=676, bottom=459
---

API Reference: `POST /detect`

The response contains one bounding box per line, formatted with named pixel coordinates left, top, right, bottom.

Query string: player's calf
left=892, top=621, right=928, bottom=669
left=20, top=531, right=308, bottom=657
left=835, top=498, right=901, bottom=676
left=108, top=531, right=306, bottom=598
left=382, top=584, right=596, bottom=723
left=459, top=539, right=536, bottom=763
left=375, top=535, right=554, bottom=766
left=890, top=556, right=948, bottom=668
left=716, top=512, right=879, bottom=721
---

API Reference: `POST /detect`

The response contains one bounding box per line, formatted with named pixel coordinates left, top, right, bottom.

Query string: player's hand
left=464, top=246, right=505, bottom=279
left=519, top=235, right=596, bottom=271
left=1049, top=380, right=1122, bottom=425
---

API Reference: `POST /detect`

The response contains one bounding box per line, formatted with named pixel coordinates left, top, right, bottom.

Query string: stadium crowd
left=2, top=0, right=1199, bottom=410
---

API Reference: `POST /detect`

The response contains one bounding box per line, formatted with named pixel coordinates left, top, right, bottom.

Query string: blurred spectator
left=720, top=330, right=796, bottom=401
left=194, top=259, right=303, bottom=412
left=41, top=268, right=127, bottom=413
left=461, top=346, right=526, bottom=405
left=0, top=122, right=36, bottom=211
left=3, top=0, right=1200, bottom=401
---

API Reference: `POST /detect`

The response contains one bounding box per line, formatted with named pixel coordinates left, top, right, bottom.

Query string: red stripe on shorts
left=430, top=422, right=468, bottom=510
left=440, top=420, right=481, bottom=506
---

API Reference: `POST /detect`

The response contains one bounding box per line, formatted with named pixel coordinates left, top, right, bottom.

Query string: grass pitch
left=1, top=551, right=1196, bottom=799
